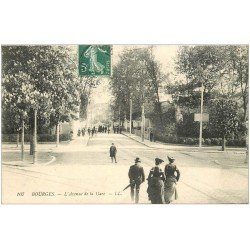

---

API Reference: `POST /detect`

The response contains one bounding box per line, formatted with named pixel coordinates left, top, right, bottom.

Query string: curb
left=121, top=132, right=151, bottom=148
left=2, top=155, right=56, bottom=168
left=122, top=133, right=247, bottom=154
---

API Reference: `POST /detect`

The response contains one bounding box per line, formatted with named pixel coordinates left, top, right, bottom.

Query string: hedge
left=2, top=134, right=72, bottom=143
left=153, top=133, right=246, bottom=147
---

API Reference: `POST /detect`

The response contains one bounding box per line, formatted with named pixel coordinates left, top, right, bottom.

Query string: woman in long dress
left=164, top=156, right=180, bottom=204
left=147, top=158, right=165, bottom=204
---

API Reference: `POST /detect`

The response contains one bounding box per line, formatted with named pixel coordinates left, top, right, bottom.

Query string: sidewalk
left=122, top=132, right=247, bottom=153
left=2, top=136, right=89, bottom=167
left=2, top=145, right=55, bottom=167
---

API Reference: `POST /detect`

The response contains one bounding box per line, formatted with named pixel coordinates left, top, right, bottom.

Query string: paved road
left=2, top=133, right=248, bottom=204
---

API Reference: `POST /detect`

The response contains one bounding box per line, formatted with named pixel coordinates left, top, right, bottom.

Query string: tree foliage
left=110, top=47, right=167, bottom=128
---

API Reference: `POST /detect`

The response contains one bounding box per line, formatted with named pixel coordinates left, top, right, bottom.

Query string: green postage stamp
left=79, top=45, right=111, bottom=76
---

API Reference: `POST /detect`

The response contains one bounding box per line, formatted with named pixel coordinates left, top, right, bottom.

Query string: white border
left=1, top=1, right=249, bottom=250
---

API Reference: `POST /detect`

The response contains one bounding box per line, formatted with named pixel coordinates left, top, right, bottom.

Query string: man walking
left=109, top=143, right=117, bottom=163
left=128, top=157, right=145, bottom=203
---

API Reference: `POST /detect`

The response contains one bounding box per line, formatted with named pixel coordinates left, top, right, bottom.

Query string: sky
left=92, top=45, right=180, bottom=104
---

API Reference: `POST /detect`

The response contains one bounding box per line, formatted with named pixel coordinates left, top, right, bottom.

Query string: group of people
left=128, top=156, right=180, bottom=204
left=77, top=128, right=86, bottom=137
left=77, top=126, right=112, bottom=138
left=113, top=126, right=122, bottom=134
left=98, top=125, right=110, bottom=133
left=108, top=142, right=180, bottom=204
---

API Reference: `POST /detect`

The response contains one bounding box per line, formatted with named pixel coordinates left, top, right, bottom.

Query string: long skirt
left=164, top=177, right=178, bottom=204
left=147, top=177, right=164, bottom=204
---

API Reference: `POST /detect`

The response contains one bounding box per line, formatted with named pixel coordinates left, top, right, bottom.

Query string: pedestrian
left=91, top=127, right=95, bottom=137
left=77, top=129, right=81, bottom=137
left=128, top=157, right=145, bottom=203
left=164, top=156, right=180, bottom=204
left=82, top=128, right=85, bottom=137
left=147, top=158, right=165, bottom=204
left=109, top=143, right=117, bottom=163
left=149, top=130, right=154, bottom=142
left=107, top=127, right=110, bottom=134
left=87, top=127, right=91, bottom=136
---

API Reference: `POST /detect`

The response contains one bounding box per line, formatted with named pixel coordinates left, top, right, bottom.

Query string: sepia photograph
left=1, top=44, right=249, bottom=204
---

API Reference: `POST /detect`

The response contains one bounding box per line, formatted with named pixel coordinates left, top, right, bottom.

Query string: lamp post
left=245, top=120, right=248, bottom=163
left=141, top=102, right=145, bottom=142
left=33, top=108, right=37, bottom=164
left=129, top=96, right=132, bottom=134
left=199, top=81, right=204, bottom=148
left=21, top=120, right=25, bottom=161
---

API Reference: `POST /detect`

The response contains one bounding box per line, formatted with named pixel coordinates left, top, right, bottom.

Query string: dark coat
left=147, top=166, right=165, bottom=204
left=128, top=164, right=145, bottom=184
left=164, top=163, right=180, bottom=181
left=109, top=145, right=117, bottom=157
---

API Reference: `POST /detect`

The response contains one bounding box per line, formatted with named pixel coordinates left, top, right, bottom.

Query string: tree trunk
left=33, top=109, right=37, bottom=164
left=30, top=132, right=34, bottom=155
left=56, top=123, right=60, bottom=147
left=222, top=135, right=226, bottom=151
left=29, top=111, right=34, bottom=155
left=21, top=120, right=24, bottom=161
left=16, top=132, right=19, bottom=148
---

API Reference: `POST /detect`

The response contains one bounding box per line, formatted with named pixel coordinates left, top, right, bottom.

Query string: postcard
left=1, top=44, right=248, bottom=204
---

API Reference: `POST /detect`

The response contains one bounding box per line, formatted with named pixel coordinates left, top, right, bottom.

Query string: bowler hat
left=135, top=157, right=141, bottom=163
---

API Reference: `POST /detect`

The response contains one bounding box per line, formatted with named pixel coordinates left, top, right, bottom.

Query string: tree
left=170, top=45, right=248, bottom=140
left=1, top=45, right=87, bottom=160
left=110, top=47, right=167, bottom=132
left=208, top=99, right=240, bottom=151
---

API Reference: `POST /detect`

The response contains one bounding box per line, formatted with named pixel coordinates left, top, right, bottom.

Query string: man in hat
left=109, top=143, right=117, bottom=163
left=164, top=156, right=180, bottom=203
left=128, top=157, right=145, bottom=203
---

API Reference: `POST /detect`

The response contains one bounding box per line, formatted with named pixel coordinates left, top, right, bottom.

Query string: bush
left=59, top=133, right=72, bottom=141
left=186, top=138, right=195, bottom=145
left=227, top=138, right=246, bottom=147
left=204, top=138, right=212, bottom=145
left=1, top=134, right=17, bottom=142
left=177, top=137, right=186, bottom=144
left=2, top=133, right=72, bottom=143
left=166, top=135, right=177, bottom=143
left=211, top=138, right=222, bottom=146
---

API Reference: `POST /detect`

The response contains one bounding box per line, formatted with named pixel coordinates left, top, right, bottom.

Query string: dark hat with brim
left=135, top=157, right=141, bottom=163
left=167, top=156, right=175, bottom=162
left=155, top=158, right=164, bottom=165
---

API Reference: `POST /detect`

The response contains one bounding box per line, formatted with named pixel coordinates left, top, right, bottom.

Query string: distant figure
left=128, top=157, right=145, bottom=203
left=147, top=158, right=165, bottom=204
left=91, top=127, right=95, bottom=137
left=109, top=143, right=117, bottom=163
left=69, top=130, right=73, bottom=140
left=107, top=127, right=110, bottom=134
left=77, top=129, right=81, bottom=137
left=82, top=128, right=85, bottom=137
left=104, top=127, right=107, bottom=133
left=98, top=125, right=102, bottom=133
left=149, top=131, right=154, bottom=142
left=87, top=128, right=91, bottom=136
left=164, top=156, right=180, bottom=204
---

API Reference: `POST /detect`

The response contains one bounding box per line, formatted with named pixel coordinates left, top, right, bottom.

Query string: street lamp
left=199, top=81, right=204, bottom=148
left=129, top=95, right=132, bottom=135
left=197, top=64, right=205, bottom=149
